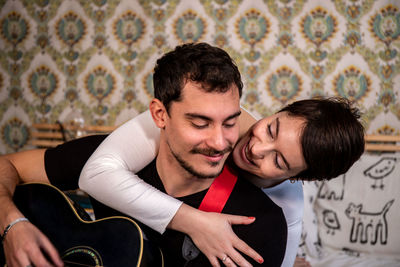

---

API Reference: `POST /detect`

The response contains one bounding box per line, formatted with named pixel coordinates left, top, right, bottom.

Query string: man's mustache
left=190, top=146, right=233, bottom=156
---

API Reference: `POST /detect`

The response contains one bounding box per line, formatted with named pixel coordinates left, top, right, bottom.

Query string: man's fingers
left=2, top=222, right=62, bottom=267
left=9, top=244, right=52, bottom=267
left=29, top=245, right=54, bottom=267
left=39, top=237, right=64, bottom=267
left=7, top=251, right=29, bottom=267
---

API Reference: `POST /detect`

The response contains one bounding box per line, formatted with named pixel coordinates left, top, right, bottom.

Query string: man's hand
left=169, top=204, right=263, bottom=267
left=0, top=150, right=60, bottom=267
left=3, top=221, right=63, bottom=267
left=0, top=150, right=63, bottom=266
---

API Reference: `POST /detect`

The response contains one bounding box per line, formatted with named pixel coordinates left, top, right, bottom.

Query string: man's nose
left=206, top=126, right=228, bottom=152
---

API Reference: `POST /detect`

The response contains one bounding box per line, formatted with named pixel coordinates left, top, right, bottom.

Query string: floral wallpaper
left=0, top=0, right=399, bottom=153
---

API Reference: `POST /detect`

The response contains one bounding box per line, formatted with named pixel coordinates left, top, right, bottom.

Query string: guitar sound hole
left=62, top=246, right=103, bottom=267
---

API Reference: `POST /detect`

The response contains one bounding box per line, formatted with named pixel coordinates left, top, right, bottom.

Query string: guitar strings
left=62, top=260, right=103, bottom=267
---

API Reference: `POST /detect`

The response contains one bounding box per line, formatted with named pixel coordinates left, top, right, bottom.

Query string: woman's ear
left=149, top=99, right=167, bottom=129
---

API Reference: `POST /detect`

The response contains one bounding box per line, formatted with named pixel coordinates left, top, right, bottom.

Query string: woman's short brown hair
left=280, top=97, right=365, bottom=181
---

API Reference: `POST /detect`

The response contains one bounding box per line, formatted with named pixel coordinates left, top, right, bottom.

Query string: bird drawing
left=363, top=157, right=397, bottom=189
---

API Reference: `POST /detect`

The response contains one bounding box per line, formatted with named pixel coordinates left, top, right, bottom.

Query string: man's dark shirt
left=45, top=135, right=287, bottom=266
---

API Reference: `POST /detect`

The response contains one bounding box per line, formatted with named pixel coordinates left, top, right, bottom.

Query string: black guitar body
left=0, top=183, right=163, bottom=267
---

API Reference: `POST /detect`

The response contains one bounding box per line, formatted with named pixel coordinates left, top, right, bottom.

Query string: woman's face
left=232, top=111, right=307, bottom=186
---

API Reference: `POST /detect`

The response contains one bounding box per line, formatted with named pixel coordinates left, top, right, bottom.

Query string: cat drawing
left=345, top=200, right=394, bottom=245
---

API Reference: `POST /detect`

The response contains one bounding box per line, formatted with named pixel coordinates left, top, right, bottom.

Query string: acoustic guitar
left=0, top=183, right=164, bottom=267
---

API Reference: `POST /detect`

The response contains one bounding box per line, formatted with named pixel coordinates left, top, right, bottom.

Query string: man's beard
left=168, top=144, right=233, bottom=179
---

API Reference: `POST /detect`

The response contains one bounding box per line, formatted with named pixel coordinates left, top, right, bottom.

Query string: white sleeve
left=262, top=180, right=304, bottom=267
left=79, top=110, right=183, bottom=233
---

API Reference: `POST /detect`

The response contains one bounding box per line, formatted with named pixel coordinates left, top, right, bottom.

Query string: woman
left=79, top=97, right=364, bottom=267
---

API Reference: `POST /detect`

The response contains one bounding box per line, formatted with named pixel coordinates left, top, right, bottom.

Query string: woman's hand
left=169, top=204, right=263, bottom=267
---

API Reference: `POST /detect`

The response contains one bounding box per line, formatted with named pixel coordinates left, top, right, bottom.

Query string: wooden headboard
left=364, top=135, right=400, bottom=152
left=31, top=123, right=117, bottom=148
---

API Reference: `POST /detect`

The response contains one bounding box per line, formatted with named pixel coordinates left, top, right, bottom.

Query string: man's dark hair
left=280, top=97, right=365, bottom=181
left=153, top=42, right=243, bottom=112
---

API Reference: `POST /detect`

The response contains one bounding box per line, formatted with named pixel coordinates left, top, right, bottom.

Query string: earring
left=289, top=178, right=304, bottom=185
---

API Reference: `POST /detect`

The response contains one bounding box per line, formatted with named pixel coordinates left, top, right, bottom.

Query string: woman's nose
left=250, top=140, right=274, bottom=159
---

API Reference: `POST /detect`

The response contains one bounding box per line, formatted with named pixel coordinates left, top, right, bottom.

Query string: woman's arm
left=79, top=110, right=182, bottom=233
left=79, top=108, right=256, bottom=231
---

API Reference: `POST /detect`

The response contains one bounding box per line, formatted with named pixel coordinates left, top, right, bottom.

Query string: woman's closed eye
left=274, top=152, right=282, bottom=170
left=268, top=118, right=280, bottom=140
left=267, top=124, right=274, bottom=139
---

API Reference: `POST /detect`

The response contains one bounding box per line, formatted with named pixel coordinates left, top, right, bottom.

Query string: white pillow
left=300, top=153, right=400, bottom=265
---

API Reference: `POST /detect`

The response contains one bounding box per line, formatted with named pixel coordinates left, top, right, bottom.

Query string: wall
left=0, top=0, right=399, bottom=153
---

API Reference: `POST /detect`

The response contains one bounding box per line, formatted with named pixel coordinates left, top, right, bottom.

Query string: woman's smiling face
left=232, top=111, right=307, bottom=186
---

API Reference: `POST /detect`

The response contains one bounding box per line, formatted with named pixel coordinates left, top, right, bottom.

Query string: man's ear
left=149, top=99, right=168, bottom=129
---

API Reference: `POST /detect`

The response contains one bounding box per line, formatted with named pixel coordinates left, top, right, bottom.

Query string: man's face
left=162, top=81, right=241, bottom=179
left=232, top=111, right=307, bottom=187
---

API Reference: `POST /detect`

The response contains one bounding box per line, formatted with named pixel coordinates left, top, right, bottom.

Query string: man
left=0, top=43, right=287, bottom=267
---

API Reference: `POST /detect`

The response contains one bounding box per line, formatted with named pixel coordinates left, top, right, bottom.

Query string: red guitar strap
left=198, top=166, right=238, bottom=213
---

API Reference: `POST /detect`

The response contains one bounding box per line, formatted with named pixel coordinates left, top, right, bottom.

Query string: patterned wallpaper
left=0, top=0, right=399, bottom=153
